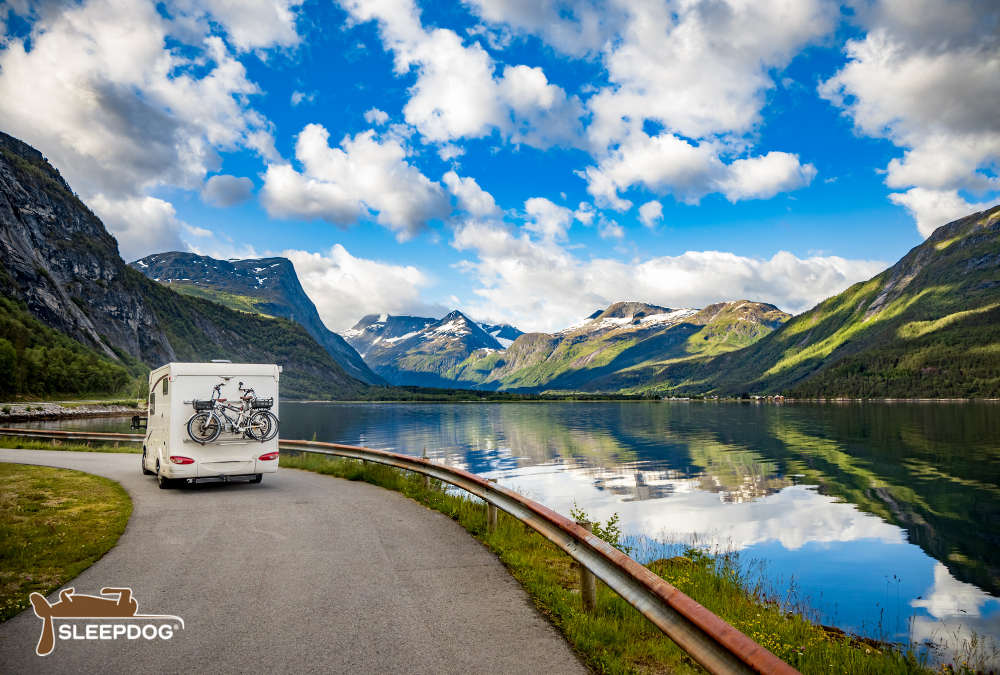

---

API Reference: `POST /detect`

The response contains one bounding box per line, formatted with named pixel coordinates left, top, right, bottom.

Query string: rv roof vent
left=211, top=359, right=232, bottom=363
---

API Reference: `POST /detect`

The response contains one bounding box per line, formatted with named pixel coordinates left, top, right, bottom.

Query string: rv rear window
left=162, top=378, right=168, bottom=395
left=149, top=392, right=155, bottom=415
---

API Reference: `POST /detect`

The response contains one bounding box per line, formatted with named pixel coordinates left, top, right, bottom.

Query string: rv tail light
left=258, top=452, right=279, bottom=461
left=169, top=456, right=195, bottom=465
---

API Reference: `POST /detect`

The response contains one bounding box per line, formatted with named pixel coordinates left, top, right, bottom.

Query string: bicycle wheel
left=187, top=411, right=221, bottom=444
left=246, top=410, right=271, bottom=441
left=249, top=410, right=279, bottom=442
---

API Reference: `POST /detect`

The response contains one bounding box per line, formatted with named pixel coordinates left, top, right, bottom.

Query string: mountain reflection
left=25, top=400, right=1000, bottom=616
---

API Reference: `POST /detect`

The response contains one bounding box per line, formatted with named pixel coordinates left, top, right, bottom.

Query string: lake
left=17, top=400, right=1000, bottom=650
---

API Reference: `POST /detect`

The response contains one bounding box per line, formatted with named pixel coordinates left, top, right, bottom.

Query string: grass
left=0, top=437, right=142, bottom=454
left=279, top=451, right=939, bottom=675
left=0, top=463, right=132, bottom=621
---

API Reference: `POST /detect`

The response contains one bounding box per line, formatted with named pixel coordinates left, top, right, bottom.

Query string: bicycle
left=236, top=382, right=279, bottom=442
left=186, top=383, right=279, bottom=444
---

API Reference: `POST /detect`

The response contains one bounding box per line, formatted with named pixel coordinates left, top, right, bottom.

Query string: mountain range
left=658, top=204, right=1000, bottom=398
left=3, top=128, right=999, bottom=400
left=340, top=311, right=515, bottom=386
left=0, top=130, right=369, bottom=400
left=128, top=252, right=384, bottom=385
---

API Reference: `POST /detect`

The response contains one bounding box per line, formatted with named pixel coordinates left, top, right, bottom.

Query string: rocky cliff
left=0, top=131, right=370, bottom=400
left=0, top=131, right=175, bottom=364
left=130, top=252, right=385, bottom=385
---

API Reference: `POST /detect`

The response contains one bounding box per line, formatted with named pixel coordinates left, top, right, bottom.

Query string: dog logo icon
left=29, top=588, right=184, bottom=656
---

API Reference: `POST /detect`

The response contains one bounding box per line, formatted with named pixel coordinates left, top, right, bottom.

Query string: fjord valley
left=4, top=126, right=1000, bottom=402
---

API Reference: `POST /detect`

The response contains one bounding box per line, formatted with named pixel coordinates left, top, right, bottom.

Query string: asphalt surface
left=0, top=450, right=589, bottom=674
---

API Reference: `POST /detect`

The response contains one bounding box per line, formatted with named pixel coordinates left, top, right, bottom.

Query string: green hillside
left=134, top=275, right=372, bottom=401
left=443, top=301, right=789, bottom=392
left=0, top=296, right=146, bottom=397
left=659, top=205, right=1000, bottom=397
left=165, top=283, right=275, bottom=317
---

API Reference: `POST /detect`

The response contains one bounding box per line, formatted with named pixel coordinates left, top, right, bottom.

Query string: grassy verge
left=280, top=452, right=933, bottom=675
left=0, top=463, right=132, bottom=621
left=0, top=437, right=141, bottom=454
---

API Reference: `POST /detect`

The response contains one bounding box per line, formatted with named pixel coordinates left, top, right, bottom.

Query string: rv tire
left=156, top=461, right=173, bottom=489
left=142, top=449, right=154, bottom=475
left=251, top=474, right=263, bottom=483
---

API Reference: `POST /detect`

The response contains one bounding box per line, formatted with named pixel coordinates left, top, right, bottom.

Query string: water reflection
left=13, top=401, right=1000, bottom=646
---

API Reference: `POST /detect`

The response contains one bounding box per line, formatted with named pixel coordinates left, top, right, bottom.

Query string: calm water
left=19, top=401, right=1000, bottom=648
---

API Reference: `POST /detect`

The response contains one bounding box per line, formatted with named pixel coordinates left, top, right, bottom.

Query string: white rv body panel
left=142, top=363, right=280, bottom=482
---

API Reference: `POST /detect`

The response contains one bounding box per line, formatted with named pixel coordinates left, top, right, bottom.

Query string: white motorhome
left=139, top=362, right=281, bottom=488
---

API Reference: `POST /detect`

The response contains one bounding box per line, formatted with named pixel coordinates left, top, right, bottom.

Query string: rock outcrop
left=0, top=131, right=174, bottom=364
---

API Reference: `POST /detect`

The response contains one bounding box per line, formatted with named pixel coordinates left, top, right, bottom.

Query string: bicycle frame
left=212, top=401, right=257, bottom=437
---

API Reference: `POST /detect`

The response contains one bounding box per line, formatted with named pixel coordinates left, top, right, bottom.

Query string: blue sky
left=1, top=0, right=997, bottom=332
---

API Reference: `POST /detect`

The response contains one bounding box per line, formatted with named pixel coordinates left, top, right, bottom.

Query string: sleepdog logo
left=29, top=588, right=184, bottom=656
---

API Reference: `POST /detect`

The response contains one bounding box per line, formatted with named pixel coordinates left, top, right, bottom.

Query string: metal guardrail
left=0, top=428, right=800, bottom=675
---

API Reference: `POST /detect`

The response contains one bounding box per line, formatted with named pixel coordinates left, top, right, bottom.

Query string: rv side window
left=149, top=392, right=155, bottom=415
left=162, top=378, right=168, bottom=395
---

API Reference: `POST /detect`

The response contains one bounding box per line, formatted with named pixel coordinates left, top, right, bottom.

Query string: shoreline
left=0, top=402, right=143, bottom=423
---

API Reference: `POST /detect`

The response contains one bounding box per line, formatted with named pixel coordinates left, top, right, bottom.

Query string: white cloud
left=523, top=197, right=573, bottom=242
left=584, top=134, right=817, bottom=208
left=573, top=202, right=596, bottom=226
left=364, top=107, right=389, bottom=124
left=638, top=200, right=662, bottom=228
left=291, top=91, right=315, bottom=105
left=585, top=0, right=834, bottom=147
left=202, top=174, right=255, bottom=207
left=443, top=170, right=501, bottom=218
left=166, top=0, right=305, bottom=52
left=464, top=0, right=618, bottom=58
left=598, top=217, right=623, bottom=239
left=183, top=224, right=214, bottom=237
left=260, top=124, right=451, bottom=239
left=340, top=0, right=584, bottom=149
left=284, top=245, right=444, bottom=330
left=820, top=0, right=1000, bottom=236
left=888, top=188, right=998, bottom=238
left=466, top=0, right=831, bottom=209
left=437, top=144, right=466, bottom=160
left=0, top=0, right=284, bottom=257
left=452, top=219, right=886, bottom=332
left=89, top=195, right=187, bottom=262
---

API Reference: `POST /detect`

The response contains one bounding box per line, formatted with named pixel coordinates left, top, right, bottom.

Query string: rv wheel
left=251, top=474, right=263, bottom=484
left=156, top=462, right=173, bottom=490
left=142, top=449, right=154, bottom=475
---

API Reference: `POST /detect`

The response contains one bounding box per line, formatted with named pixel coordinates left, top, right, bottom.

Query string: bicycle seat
left=217, top=398, right=227, bottom=402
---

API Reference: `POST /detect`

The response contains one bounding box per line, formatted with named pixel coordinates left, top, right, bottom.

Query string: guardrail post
left=114, top=441, right=119, bottom=449
left=576, top=521, right=597, bottom=612
left=300, top=449, right=309, bottom=461
left=423, top=473, right=430, bottom=490
left=487, top=479, right=498, bottom=533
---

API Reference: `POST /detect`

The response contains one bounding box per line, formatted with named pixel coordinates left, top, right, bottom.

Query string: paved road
left=0, top=450, right=589, bottom=674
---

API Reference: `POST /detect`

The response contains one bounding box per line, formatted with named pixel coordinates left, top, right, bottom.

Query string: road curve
left=0, top=450, right=589, bottom=674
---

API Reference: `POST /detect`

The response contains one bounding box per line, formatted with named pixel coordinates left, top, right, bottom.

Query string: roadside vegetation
left=0, top=463, right=132, bottom=621
left=280, top=452, right=953, bottom=675
left=0, top=436, right=141, bottom=453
